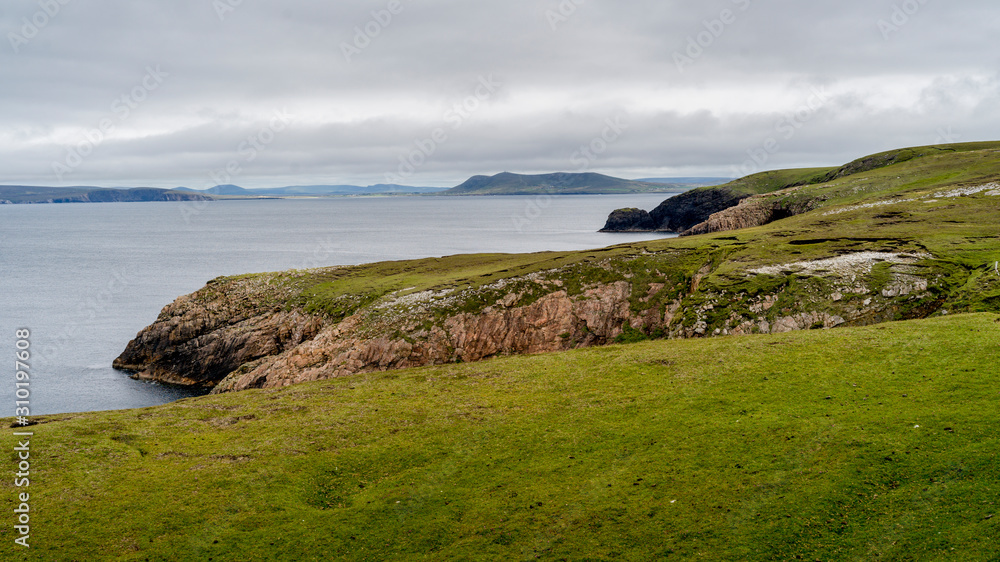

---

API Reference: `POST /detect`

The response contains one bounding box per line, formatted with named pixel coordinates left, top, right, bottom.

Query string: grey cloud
left=1, top=0, right=998, bottom=187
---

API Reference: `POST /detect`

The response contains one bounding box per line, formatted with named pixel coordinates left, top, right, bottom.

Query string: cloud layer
left=2, top=0, right=997, bottom=187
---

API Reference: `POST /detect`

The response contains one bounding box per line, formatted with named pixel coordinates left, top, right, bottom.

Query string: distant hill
left=0, top=186, right=212, bottom=204
left=444, top=172, right=683, bottom=195
left=208, top=184, right=255, bottom=196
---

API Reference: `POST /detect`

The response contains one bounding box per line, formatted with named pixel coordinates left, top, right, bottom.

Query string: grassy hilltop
left=443, top=172, right=683, bottom=195
left=4, top=141, right=1000, bottom=559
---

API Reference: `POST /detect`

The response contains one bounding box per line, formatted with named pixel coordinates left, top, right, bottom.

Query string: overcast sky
left=2, top=0, right=998, bottom=188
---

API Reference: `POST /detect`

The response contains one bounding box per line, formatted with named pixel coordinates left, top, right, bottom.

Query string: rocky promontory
left=601, top=185, right=748, bottom=233
left=0, top=185, right=213, bottom=204
left=115, top=142, right=1000, bottom=395
left=114, top=243, right=962, bottom=395
left=601, top=166, right=842, bottom=233
left=600, top=208, right=655, bottom=231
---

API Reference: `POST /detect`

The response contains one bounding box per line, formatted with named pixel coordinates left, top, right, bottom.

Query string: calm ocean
left=1, top=194, right=674, bottom=415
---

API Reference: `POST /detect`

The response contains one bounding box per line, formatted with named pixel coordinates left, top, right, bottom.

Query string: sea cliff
left=116, top=142, right=1000, bottom=393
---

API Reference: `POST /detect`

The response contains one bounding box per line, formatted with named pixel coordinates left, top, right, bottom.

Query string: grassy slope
left=702, top=166, right=835, bottom=197
left=3, top=313, right=999, bottom=560
left=687, top=140, right=1000, bottom=201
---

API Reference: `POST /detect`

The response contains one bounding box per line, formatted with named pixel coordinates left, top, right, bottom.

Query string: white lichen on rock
left=934, top=182, right=999, bottom=198
left=747, top=252, right=930, bottom=277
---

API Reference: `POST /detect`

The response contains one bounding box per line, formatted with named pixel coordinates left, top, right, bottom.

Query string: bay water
left=1, top=194, right=674, bottom=415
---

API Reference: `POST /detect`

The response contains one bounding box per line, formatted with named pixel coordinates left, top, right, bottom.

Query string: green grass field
left=4, top=313, right=998, bottom=560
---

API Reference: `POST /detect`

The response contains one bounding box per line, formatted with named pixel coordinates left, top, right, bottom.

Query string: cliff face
left=116, top=271, right=646, bottom=393
left=211, top=282, right=637, bottom=393
left=602, top=187, right=747, bottom=233
left=600, top=167, right=839, bottom=234
left=682, top=188, right=820, bottom=236
left=69, top=189, right=212, bottom=203
left=601, top=208, right=655, bottom=231
left=116, top=244, right=957, bottom=394
left=648, top=187, right=747, bottom=232
left=113, top=275, right=326, bottom=386
left=0, top=186, right=213, bottom=204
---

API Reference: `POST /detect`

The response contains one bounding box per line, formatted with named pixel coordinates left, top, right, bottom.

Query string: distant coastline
left=0, top=186, right=211, bottom=205
left=0, top=174, right=728, bottom=205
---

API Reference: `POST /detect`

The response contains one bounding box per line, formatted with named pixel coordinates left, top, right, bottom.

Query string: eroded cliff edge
left=601, top=167, right=833, bottom=233
left=114, top=242, right=970, bottom=395
left=601, top=145, right=971, bottom=234
left=116, top=142, right=1000, bottom=395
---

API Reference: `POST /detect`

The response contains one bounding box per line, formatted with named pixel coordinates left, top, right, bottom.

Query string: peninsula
left=115, top=141, right=1000, bottom=393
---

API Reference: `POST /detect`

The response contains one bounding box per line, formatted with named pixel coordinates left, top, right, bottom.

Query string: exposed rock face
left=56, top=189, right=212, bottom=204
left=113, top=274, right=325, bottom=386
left=682, top=189, right=818, bottom=236
left=113, top=295, right=325, bottom=387
left=117, top=246, right=948, bottom=395
left=601, top=208, right=655, bottom=231
left=649, top=187, right=747, bottom=232
left=602, top=187, right=748, bottom=233
left=211, top=282, right=637, bottom=393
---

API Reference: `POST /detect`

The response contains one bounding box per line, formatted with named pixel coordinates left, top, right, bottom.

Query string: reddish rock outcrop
left=212, top=282, right=637, bottom=392
left=115, top=251, right=940, bottom=395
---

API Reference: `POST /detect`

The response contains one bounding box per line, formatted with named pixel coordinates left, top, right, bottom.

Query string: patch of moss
left=614, top=324, right=650, bottom=344
left=866, top=262, right=894, bottom=293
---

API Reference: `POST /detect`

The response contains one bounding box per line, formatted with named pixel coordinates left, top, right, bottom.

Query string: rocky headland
left=600, top=145, right=969, bottom=235
left=115, top=142, right=1000, bottom=394
left=0, top=185, right=213, bottom=204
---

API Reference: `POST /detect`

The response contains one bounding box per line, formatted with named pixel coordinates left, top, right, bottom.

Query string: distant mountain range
left=174, top=184, right=448, bottom=196
left=0, top=175, right=731, bottom=204
left=443, top=172, right=720, bottom=195
left=0, top=186, right=210, bottom=205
